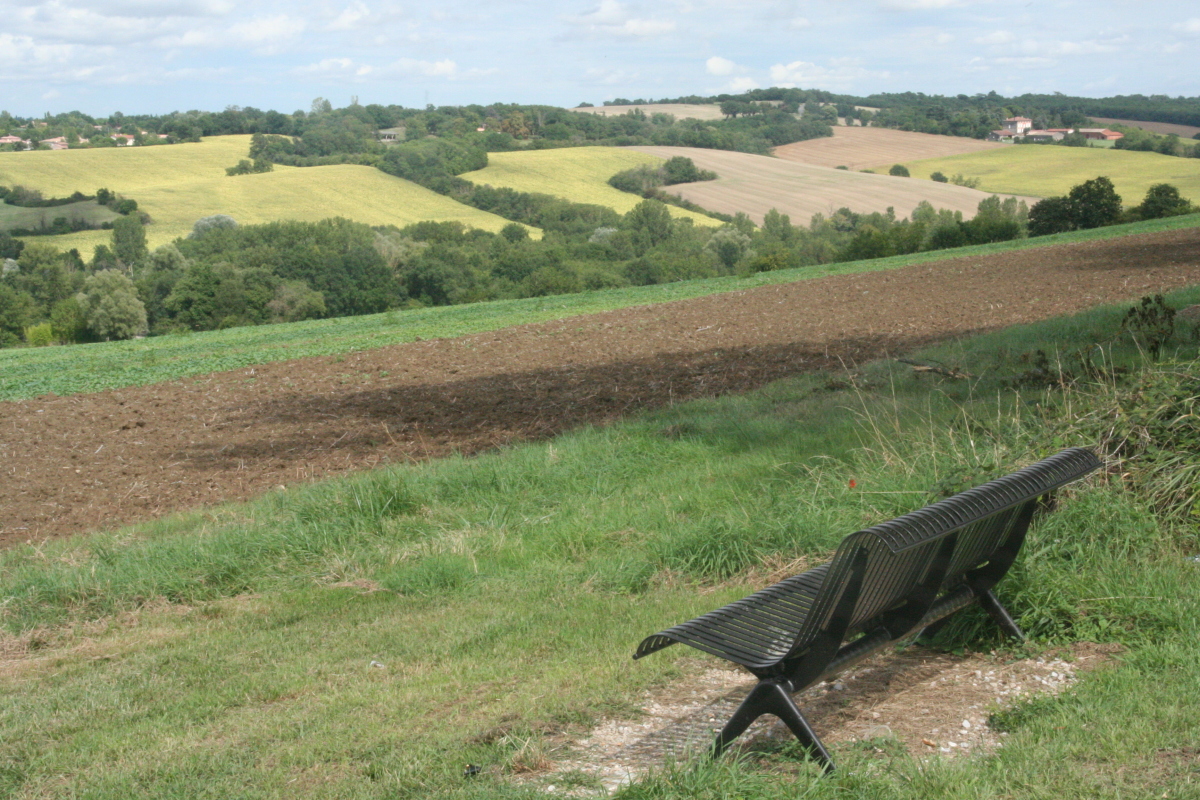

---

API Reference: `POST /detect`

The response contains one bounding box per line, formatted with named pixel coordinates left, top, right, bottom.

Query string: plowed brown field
left=4, top=227, right=1200, bottom=547
left=774, top=126, right=1009, bottom=171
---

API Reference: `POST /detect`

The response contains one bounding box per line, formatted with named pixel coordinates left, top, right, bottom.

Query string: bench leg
left=978, top=588, right=1026, bottom=641
left=712, top=679, right=834, bottom=772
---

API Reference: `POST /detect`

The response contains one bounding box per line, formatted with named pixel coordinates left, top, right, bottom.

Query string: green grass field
left=462, top=147, right=720, bottom=225
left=3, top=286, right=1200, bottom=798
left=902, top=145, right=1200, bottom=204
left=0, top=136, right=528, bottom=252
left=4, top=212, right=1198, bottom=403
left=0, top=199, right=121, bottom=234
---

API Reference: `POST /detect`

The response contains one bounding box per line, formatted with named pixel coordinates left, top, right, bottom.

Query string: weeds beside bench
left=633, top=447, right=1102, bottom=772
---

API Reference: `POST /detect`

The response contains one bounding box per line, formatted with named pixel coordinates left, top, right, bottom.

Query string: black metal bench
left=633, top=447, right=1102, bottom=772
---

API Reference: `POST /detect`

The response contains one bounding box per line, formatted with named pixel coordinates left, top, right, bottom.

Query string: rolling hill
left=901, top=145, right=1200, bottom=204
left=626, top=145, right=1036, bottom=224
left=570, top=103, right=727, bottom=121
left=773, top=125, right=1009, bottom=171
left=461, top=147, right=719, bottom=225
left=0, top=136, right=528, bottom=252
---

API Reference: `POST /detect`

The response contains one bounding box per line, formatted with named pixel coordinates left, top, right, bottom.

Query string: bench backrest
left=634, top=448, right=1101, bottom=674
left=784, top=447, right=1101, bottom=665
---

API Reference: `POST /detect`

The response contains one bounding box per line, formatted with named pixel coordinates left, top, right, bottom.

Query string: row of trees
left=1, top=182, right=1042, bottom=348
left=1028, top=179, right=1195, bottom=236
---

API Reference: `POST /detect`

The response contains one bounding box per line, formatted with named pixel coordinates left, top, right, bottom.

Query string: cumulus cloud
left=294, top=57, right=372, bottom=79
left=373, top=57, right=496, bottom=81
left=228, top=15, right=306, bottom=48
left=768, top=57, right=886, bottom=90
left=583, top=66, right=642, bottom=85
left=563, top=0, right=676, bottom=38
left=706, top=56, right=737, bottom=76
left=974, top=30, right=1014, bottom=46
left=330, top=1, right=371, bottom=30
left=727, top=76, right=760, bottom=92
left=1174, top=18, right=1200, bottom=34
left=879, top=0, right=963, bottom=9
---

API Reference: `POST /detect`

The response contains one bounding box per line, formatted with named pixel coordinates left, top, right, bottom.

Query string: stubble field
left=626, top=145, right=1037, bottom=224
left=772, top=125, right=1010, bottom=171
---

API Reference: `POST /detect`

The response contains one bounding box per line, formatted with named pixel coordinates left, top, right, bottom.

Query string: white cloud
left=788, top=16, right=812, bottom=30
left=1044, top=38, right=1124, bottom=56
left=990, top=56, right=1055, bottom=69
left=727, top=76, right=759, bottom=92
left=706, top=56, right=736, bottom=76
left=583, top=67, right=642, bottom=85
left=294, top=57, right=365, bottom=78
left=228, top=15, right=306, bottom=48
left=768, top=58, right=885, bottom=90
left=0, top=32, right=78, bottom=68
left=974, top=30, right=1013, bottom=46
left=880, top=0, right=963, bottom=10
left=563, top=1, right=676, bottom=38
left=1175, top=18, right=1200, bottom=34
left=330, top=2, right=371, bottom=31
left=375, top=58, right=495, bottom=81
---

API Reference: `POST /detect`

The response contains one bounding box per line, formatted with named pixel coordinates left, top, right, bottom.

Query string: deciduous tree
left=77, top=270, right=147, bottom=340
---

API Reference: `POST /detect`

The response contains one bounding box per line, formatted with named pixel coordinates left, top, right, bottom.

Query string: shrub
left=23, top=322, right=54, bottom=347
left=1028, top=196, right=1076, bottom=236
left=1136, top=183, right=1193, bottom=220
left=930, top=171, right=948, bottom=182
left=188, top=215, right=238, bottom=240
left=889, top=164, right=910, bottom=177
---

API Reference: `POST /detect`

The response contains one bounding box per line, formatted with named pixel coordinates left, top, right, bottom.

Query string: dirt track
left=4, top=227, right=1200, bottom=546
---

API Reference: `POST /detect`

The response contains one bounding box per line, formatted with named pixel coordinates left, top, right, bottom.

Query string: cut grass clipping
left=3, top=285, right=1200, bottom=798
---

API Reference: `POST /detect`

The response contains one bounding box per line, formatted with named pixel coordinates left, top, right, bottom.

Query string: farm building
left=1077, top=128, right=1125, bottom=141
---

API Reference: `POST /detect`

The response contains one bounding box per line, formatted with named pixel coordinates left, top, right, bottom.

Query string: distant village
left=988, top=116, right=1124, bottom=143
left=0, top=124, right=170, bottom=151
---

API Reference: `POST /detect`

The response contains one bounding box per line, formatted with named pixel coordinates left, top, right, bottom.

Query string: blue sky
left=2, top=0, right=1197, bottom=118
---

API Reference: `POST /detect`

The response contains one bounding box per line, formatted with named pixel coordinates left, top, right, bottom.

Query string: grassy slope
left=3, top=212, right=1198, bottom=403
left=0, top=136, right=526, bottom=252
left=461, top=147, right=719, bottom=225
left=0, top=199, right=121, bottom=233
left=901, top=145, right=1200, bottom=204
left=3, top=286, right=1199, bottom=798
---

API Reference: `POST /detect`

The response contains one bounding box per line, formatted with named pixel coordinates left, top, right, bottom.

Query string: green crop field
left=0, top=198, right=120, bottom=233
left=0, top=136, right=530, bottom=252
left=902, top=145, right=1200, bottom=204
left=462, top=146, right=720, bottom=225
